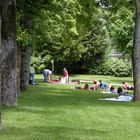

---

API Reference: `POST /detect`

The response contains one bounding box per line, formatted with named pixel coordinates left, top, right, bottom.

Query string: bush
left=89, top=59, right=132, bottom=77
left=30, top=56, right=52, bottom=73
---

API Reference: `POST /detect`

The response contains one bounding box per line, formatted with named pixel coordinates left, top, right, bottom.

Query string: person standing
left=63, top=68, right=69, bottom=83
left=42, top=69, right=52, bottom=82
left=29, top=64, right=36, bottom=85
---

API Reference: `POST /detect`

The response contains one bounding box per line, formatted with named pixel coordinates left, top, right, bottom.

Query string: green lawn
left=0, top=74, right=140, bottom=140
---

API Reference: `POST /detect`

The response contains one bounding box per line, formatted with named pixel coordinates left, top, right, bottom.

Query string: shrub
left=89, top=59, right=132, bottom=77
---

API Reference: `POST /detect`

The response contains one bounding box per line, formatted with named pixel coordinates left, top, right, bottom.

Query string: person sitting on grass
left=116, top=87, right=133, bottom=100
left=117, top=87, right=129, bottom=96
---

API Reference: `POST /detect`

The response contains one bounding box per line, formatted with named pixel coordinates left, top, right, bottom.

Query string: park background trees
left=24, top=0, right=134, bottom=75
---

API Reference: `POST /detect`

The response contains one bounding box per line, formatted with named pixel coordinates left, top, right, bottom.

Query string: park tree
left=100, top=0, right=140, bottom=101
left=32, top=0, right=86, bottom=72
left=133, top=0, right=140, bottom=101
left=99, top=0, right=140, bottom=101
left=0, top=0, right=18, bottom=129
left=17, top=0, right=51, bottom=90
left=32, top=0, right=111, bottom=73
left=0, top=0, right=19, bottom=106
left=16, top=0, right=33, bottom=90
left=0, top=0, right=2, bottom=129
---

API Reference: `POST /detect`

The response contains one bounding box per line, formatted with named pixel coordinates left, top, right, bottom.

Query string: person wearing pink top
left=122, top=82, right=134, bottom=91
left=63, top=68, right=69, bottom=83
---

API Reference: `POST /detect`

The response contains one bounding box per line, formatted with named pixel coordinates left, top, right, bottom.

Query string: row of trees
left=0, top=0, right=140, bottom=129
left=25, top=0, right=134, bottom=74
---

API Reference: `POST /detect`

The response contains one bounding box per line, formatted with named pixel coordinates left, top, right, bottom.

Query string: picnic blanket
left=49, top=79, right=80, bottom=84
left=99, top=95, right=133, bottom=102
left=101, top=91, right=117, bottom=94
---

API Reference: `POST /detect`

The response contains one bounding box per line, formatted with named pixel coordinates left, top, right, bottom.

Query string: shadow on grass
left=2, top=81, right=138, bottom=116
left=17, top=84, right=136, bottom=109
left=0, top=125, right=106, bottom=140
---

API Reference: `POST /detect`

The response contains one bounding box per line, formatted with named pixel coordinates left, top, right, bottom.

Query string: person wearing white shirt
left=42, top=69, right=52, bottom=82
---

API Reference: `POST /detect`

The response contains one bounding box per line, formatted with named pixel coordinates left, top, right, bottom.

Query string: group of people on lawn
left=29, top=64, right=69, bottom=85
left=76, top=80, right=134, bottom=99
left=77, top=80, right=133, bottom=91
left=42, top=67, right=69, bottom=84
left=29, top=64, right=133, bottom=99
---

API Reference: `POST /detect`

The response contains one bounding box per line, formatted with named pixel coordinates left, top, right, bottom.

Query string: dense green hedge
left=89, top=59, right=132, bottom=77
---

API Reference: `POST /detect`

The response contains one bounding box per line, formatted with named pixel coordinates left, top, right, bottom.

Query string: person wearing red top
left=63, top=68, right=69, bottom=83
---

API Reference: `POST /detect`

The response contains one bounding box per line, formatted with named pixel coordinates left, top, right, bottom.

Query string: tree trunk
left=20, top=1, right=33, bottom=91
left=0, top=0, right=2, bottom=129
left=20, top=47, right=32, bottom=90
left=1, top=0, right=19, bottom=106
left=17, top=42, right=21, bottom=96
left=133, top=0, right=140, bottom=101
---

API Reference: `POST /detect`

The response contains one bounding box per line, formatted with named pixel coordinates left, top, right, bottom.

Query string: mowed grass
left=0, top=74, right=140, bottom=140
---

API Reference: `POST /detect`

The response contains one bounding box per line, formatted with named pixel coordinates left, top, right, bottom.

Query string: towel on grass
left=99, top=95, right=133, bottom=102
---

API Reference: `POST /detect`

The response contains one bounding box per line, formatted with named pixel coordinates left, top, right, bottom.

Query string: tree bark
left=20, top=47, right=32, bottom=90
left=1, top=0, right=19, bottom=106
left=133, top=0, right=140, bottom=101
left=20, top=0, right=33, bottom=91
left=0, top=0, right=2, bottom=129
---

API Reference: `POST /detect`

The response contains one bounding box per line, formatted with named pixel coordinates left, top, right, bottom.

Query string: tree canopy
left=15, top=0, right=135, bottom=74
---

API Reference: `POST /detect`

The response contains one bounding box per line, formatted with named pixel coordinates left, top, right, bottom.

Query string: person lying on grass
left=109, top=86, right=117, bottom=93
left=100, top=86, right=118, bottom=94
left=75, top=83, right=89, bottom=90
left=99, top=80, right=109, bottom=89
left=122, top=82, right=134, bottom=91
left=90, top=80, right=100, bottom=90
left=99, top=87, right=133, bottom=101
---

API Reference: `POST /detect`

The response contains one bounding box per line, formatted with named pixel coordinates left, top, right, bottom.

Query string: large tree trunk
left=1, top=0, right=19, bottom=106
left=0, top=0, right=2, bottom=129
left=20, top=1, right=33, bottom=91
left=133, top=0, right=140, bottom=101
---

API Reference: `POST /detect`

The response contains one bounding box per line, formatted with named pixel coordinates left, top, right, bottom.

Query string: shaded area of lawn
left=0, top=75, right=139, bottom=140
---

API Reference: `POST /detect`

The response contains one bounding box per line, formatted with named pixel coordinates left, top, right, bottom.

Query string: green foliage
left=16, top=0, right=135, bottom=74
left=110, top=7, right=134, bottom=54
left=89, top=58, right=132, bottom=77
left=17, top=26, right=31, bottom=47
left=33, top=1, right=83, bottom=62
left=108, top=1, right=134, bottom=56
left=30, top=55, right=52, bottom=73
left=16, top=12, right=31, bottom=47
